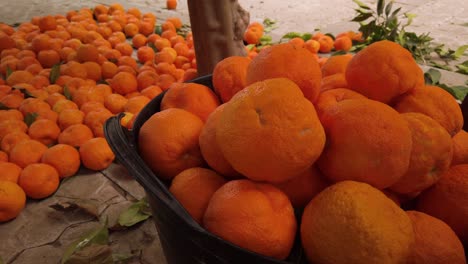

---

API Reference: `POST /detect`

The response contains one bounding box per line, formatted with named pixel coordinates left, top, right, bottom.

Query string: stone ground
left=0, top=0, right=467, bottom=264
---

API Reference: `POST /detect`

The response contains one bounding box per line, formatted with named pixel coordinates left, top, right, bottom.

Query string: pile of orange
left=139, top=40, right=467, bottom=262
left=0, top=3, right=199, bottom=222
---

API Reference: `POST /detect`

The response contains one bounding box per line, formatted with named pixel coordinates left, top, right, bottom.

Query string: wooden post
left=187, top=0, right=249, bottom=76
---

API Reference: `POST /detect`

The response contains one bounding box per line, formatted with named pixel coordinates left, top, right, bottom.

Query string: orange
left=104, top=93, right=128, bottom=114
left=169, top=167, right=227, bottom=224
left=28, top=119, right=61, bottom=146
left=321, top=54, right=352, bottom=77
left=136, top=70, right=159, bottom=90
left=274, top=166, right=330, bottom=208
left=123, top=95, right=150, bottom=114
left=166, top=0, right=177, bottom=10
left=0, top=151, right=7, bottom=162
left=1, top=131, right=30, bottom=154
left=246, top=43, right=322, bottom=103
left=82, top=61, right=102, bottom=81
left=138, top=108, right=205, bottom=180
left=58, top=124, right=94, bottom=148
left=315, top=88, right=366, bottom=116
left=0, top=34, right=16, bottom=53
left=204, top=179, right=297, bottom=260
left=136, top=46, right=155, bottom=64
left=37, top=49, right=60, bottom=68
left=41, top=144, right=81, bottom=178
left=0, top=119, right=28, bottom=142
left=18, top=163, right=60, bottom=199
left=0, top=93, right=24, bottom=109
left=345, top=40, right=424, bottom=104
left=317, top=98, right=412, bottom=189
left=217, top=78, right=325, bottom=183
left=416, top=164, right=468, bottom=246
left=304, top=39, right=320, bottom=54
left=199, top=104, right=240, bottom=179
left=38, top=15, right=57, bottom=32
left=6, top=70, right=35, bottom=86
left=79, top=137, right=115, bottom=171
left=140, top=85, right=162, bottom=100
left=317, top=35, right=334, bottom=53
left=406, top=211, right=466, bottom=264
left=83, top=108, right=113, bottom=137
left=160, top=82, right=221, bottom=122
left=58, top=108, right=85, bottom=131
left=0, top=181, right=26, bottom=222
left=0, top=162, right=22, bottom=183
left=452, top=130, right=468, bottom=165
left=9, top=139, right=48, bottom=168
left=0, top=109, right=23, bottom=121
left=108, top=71, right=138, bottom=95
left=394, top=85, right=463, bottom=137
left=301, top=181, right=414, bottom=264
left=389, top=113, right=453, bottom=194
left=320, top=73, right=349, bottom=91
left=333, top=36, right=352, bottom=51
left=212, top=56, right=251, bottom=103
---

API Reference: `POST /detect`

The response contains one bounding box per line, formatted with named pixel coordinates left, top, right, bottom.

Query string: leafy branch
left=351, top=0, right=468, bottom=73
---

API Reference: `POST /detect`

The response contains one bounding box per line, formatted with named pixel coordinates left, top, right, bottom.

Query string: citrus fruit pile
left=139, top=40, right=467, bottom=263
left=0, top=3, right=201, bottom=223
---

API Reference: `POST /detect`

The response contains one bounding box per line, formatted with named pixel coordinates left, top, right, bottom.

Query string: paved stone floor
left=0, top=1, right=467, bottom=263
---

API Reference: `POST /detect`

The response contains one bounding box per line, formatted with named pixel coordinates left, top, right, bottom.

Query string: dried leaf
left=117, top=197, right=152, bottom=227
left=112, top=253, right=135, bottom=263
left=61, top=222, right=109, bottom=264
left=50, top=200, right=100, bottom=218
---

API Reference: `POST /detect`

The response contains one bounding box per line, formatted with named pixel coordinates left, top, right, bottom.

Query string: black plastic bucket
left=104, top=75, right=306, bottom=264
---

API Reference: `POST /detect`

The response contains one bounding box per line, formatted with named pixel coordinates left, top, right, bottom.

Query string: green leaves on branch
left=351, top=0, right=468, bottom=74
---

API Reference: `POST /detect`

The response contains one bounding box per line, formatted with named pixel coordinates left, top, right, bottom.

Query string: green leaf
left=24, top=112, right=38, bottom=127
left=50, top=63, right=61, bottom=84
left=245, top=44, right=256, bottom=51
left=154, top=25, right=162, bottom=35
left=0, top=103, right=10, bottom=110
left=438, top=84, right=468, bottom=101
left=63, top=85, right=72, bottom=100
left=13, top=86, right=36, bottom=99
left=454, top=45, right=468, bottom=59
left=351, top=12, right=373, bottom=22
left=5, top=66, right=13, bottom=79
left=61, top=222, right=109, bottom=264
left=281, top=32, right=303, bottom=39
left=377, top=0, right=385, bottom=16
left=404, top=13, right=417, bottom=26
left=384, top=1, right=393, bottom=17
left=64, top=244, right=113, bottom=264
left=456, top=60, right=468, bottom=75
left=353, top=0, right=371, bottom=9
left=148, top=42, right=158, bottom=53
left=259, top=35, right=272, bottom=45
left=0, top=255, right=4, bottom=264
left=390, top=7, right=402, bottom=18
left=424, top=68, right=441, bottom=85
left=301, top=33, right=312, bottom=41
left=118, top=197, right=152, bottom=227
